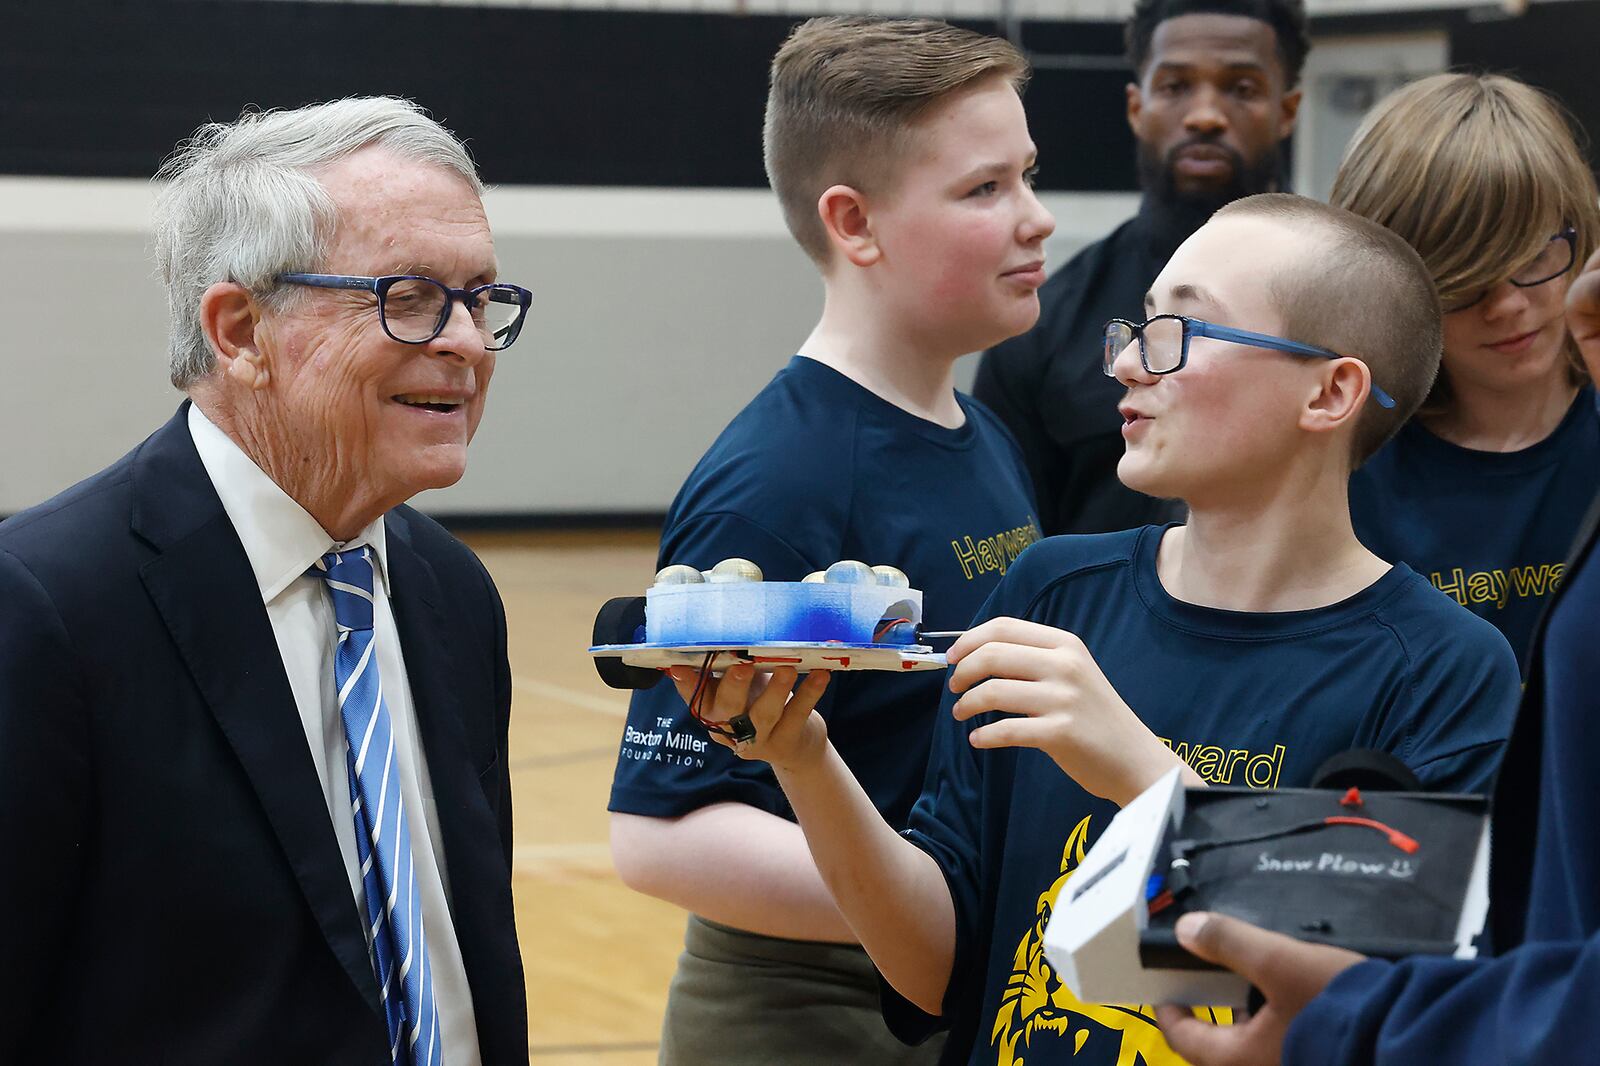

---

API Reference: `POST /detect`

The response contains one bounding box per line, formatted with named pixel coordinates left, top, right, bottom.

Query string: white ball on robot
left=659, top=559, right=911, bottom=588
left=654, top=564, right=706, bottom=585
left=823, top=560, right=876, bottom=585
left=871, top=564, right=910, bottom=588
left=706, top=558, right=764, bottom=583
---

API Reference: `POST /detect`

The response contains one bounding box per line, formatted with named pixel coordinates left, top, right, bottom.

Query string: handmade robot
left=589, top=558, right=952, bottom=741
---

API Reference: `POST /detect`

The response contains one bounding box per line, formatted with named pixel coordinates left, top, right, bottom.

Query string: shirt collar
left=187, top=404, right=391, bottom=603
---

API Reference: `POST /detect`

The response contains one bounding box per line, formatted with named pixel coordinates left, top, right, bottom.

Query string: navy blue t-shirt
left=1350, top=387, right=1600, bottom=674
left=608, top=355, right=1041, bottom=832
left=887, top=526, right=1520, bottom=1066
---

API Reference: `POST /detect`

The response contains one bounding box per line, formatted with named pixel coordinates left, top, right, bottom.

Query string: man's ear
left=1126, top=82, right=1145, bottom=138
left=199, top=281, right=271, bottom=391
left=1278, top=86, right=1304, bottom=140
left=1300, top=357, right=1371, bottom=436
left=817, top=184, right=881, bottom=268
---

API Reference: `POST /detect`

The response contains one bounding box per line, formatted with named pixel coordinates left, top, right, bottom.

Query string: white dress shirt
left=188, top=404, right=482, bottom=1066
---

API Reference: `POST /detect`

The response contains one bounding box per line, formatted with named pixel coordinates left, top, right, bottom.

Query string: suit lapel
left=132, top=406, right=382, bottom=1016
left=385, top=511, right=524, bottom=1006
left=384, top=512, right=504, bottom=876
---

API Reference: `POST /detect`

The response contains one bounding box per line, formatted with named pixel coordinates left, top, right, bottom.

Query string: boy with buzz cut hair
left=676, top=192, right=1522, bottom=1066
left=607, top=16, right=1054, bottom=1064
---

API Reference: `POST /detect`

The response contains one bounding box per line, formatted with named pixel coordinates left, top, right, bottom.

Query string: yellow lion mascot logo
left=989, top=815, right=1229, bottom=1066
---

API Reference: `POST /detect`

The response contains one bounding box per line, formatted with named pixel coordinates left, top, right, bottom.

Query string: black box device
left=1043, top=767, right=1490, bottom=1007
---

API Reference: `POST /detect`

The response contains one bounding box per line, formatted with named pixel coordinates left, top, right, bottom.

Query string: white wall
left=1292, top=32, right=1449, bottom=202
left=0, top=178, right=1136, bottom=517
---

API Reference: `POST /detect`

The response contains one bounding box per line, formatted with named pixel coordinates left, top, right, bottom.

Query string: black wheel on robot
left=591, top=596, right=662, bottom=690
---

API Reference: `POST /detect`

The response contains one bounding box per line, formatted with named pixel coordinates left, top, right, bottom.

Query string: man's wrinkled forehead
left=318, top=149, right=496, bottom=277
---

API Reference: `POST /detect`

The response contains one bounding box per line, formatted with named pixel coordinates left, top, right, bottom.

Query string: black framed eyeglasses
left=1103, top=314, right=1396, bottom=409
left=276, top=273, right=534, bottom=351
left=1444, top=225, right=1578, bottom=313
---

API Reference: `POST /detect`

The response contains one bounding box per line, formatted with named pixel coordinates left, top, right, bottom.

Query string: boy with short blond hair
left=607, top=16, right=1055, bottom=1063
left=682, top=193, right=1520, bottom=1066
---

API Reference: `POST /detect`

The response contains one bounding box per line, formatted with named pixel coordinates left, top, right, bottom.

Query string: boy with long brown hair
left=1338, top=73, right=1600, bottom=673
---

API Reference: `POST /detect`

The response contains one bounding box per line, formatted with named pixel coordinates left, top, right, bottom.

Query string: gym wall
left=3, top=0, right=1595, bottom=519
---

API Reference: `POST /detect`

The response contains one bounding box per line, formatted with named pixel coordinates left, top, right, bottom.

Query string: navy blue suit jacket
left=0, top=405, right=527, bottom=1064
left=1280, top=490, right=1600, bottom=1064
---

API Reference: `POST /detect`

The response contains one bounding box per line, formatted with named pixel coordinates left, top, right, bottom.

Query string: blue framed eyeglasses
left=277, top=273, right=534, bottom=351
left=1103, top=314, right=1396, bottom=409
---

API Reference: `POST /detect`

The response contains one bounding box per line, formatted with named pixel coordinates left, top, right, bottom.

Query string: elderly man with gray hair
left=0, top=97, right=531, bottom=1065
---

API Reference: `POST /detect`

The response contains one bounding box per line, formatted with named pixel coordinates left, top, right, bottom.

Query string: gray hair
left=153, top=96, right=483, bottom=389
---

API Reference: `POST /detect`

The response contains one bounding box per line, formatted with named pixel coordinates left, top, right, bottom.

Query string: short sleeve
left=606, top=511, right=838, bottom=819
left=1381, top=614, right=1520, bottom=794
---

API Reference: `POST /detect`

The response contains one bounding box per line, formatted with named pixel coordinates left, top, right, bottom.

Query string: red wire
left=685, top=652, right=738, bottom=741
left=1323, top=816, right=1419, bottom=854
left=873, top=617, right=913, bottom=641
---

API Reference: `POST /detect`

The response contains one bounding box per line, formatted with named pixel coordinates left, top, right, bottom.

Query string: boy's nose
left=1020, top=187, right=1056, bottom=242
left=1479, top=280, right=1533, bottom=319
left=1110, top=335, right=1159, bottom=387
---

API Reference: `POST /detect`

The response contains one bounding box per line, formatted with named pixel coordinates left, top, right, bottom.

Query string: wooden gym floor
left=465, top=529, right=682, bottom=1064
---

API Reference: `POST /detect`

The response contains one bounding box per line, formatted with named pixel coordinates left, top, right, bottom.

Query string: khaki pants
left=658, top=915, right=947, bottom=1065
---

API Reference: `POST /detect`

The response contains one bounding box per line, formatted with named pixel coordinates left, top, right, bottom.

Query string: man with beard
left=975, top=0, right=1307, bottom=535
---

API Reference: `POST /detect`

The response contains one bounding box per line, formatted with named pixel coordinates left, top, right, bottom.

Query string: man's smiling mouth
left=394, top=394, right=466, bottom=413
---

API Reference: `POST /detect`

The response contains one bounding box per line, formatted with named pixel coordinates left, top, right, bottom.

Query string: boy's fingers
left=1154, top=1005, right=1254, bottom=1066
left=947, top=617, right=1068, bottom=661
left=669, top=668, right=709, bottom=707
left=947, top=642, right=1057, bottom=694
left=793, top=668, right=831, bottom=710
left=1174, top=912, right=1286, bottom=986
left=719, top=667, right=792, bottom=747
left=966, top=713, right=1043, bottom=750
left=748, top=666, right=799, bottom=714
left=1175, top=913, right=1364, bottom=1010
left=1571, top=251, right=1600, bottom=313
left=770, top=670, right=831, bottom=731
left=752, top=668, right=830, bottom=725
left=704, top=727, right=741, bottom=753
left=946, top=618, right=999, bottom=661
left=706, top=663, right=756, bottom=723
left=719, top=669, right=830, bottom=754
left=1568, top=246, right=1600, bottom=364
left=1574, top=243, right=1600, bottom=286
left=952, top=678, right=1049, bottom=722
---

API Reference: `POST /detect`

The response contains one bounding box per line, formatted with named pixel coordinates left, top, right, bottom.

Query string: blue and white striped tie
left=317, top=546, right=443, bottom=1066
